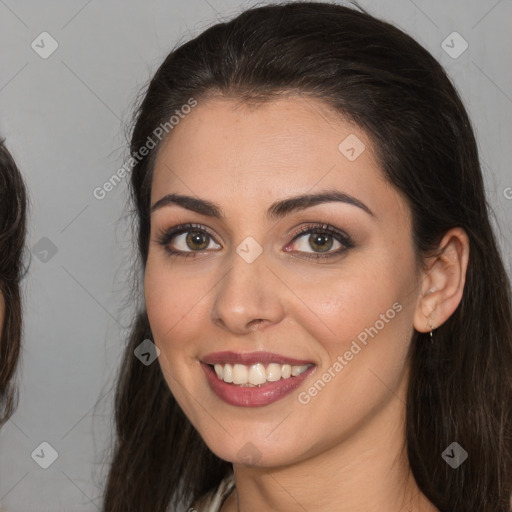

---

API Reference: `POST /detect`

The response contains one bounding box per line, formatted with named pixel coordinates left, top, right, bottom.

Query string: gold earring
left=429, top=322, right=434, bottom=344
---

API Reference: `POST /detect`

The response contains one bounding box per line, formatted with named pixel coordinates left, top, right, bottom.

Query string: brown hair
left=103, top=2, right=512, bottom=511
left=0, top=138, right=28, bottom=426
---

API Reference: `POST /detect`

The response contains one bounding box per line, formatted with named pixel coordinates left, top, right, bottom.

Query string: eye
left=156, top=223, right=220, bottom=259
left=285, top=223, right=354, bottom=260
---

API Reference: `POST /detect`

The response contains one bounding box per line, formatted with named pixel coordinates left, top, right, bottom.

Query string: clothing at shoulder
left=190, top=472, right=236, bottom=512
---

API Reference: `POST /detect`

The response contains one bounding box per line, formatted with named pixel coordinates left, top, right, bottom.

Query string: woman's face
left=144, top=96, right=424, bottom=466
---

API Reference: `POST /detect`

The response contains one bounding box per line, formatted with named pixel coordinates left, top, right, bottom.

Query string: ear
left=413, top=227, right=470, bottom=333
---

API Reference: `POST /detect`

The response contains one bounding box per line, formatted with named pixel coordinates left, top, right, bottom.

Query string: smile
left=201, top=351, right=316, bottom=407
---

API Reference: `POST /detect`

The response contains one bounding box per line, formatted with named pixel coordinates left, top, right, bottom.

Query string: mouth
left=201, top=351, right=316, bottom=407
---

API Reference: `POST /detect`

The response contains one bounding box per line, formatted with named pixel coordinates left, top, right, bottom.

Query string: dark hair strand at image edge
left=0, top=138, right=28, bottom=427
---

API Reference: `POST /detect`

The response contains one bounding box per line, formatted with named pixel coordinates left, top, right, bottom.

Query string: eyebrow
left=150, top=189, right=375, bottom=220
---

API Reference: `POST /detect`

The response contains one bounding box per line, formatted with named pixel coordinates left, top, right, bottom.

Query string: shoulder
left=189, top=472, right=236, bottom=512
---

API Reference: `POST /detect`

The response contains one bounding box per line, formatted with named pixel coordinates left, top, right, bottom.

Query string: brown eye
left=285, top=223, right=354, bottom=261
left=168, top=230, right=220, bottom=253
left=156, top=223, right=221, bottom=257
left=307, top=233, right=335, bottom=253
left=185, top=231, right=210, bottom=251
left=290, top=231, right=342, bottom=254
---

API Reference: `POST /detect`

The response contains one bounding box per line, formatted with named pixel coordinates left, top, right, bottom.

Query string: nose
left=210, top=247, right=286, bottom=335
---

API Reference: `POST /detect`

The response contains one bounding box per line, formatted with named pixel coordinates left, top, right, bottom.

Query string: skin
left=144, top=95, right=469, bottom=512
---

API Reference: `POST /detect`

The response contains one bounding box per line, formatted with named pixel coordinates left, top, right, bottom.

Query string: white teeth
left=214, top=364, right=224, bottom=380
left=223, top=363, right=233, bottom=383
left=248, top=363, right=267, bottom=385
left=291, top=365, right=305, bottom=376
left=212, top=362, right=310, bottom=386
left=266, top=363, right=282, bottom=382
left=232, top=364, right=248, bottom=384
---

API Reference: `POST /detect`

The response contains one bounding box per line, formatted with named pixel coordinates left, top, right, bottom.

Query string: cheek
left=144, top=258, right=184, bottom=356
left=291, top=253, right=418, bottom=421
left=281, top=270, right=415, bottom=445
left=144, top=257, right=206, bottom=420
left=145, top=264, right=171, bottom=337
left=315, top=254, right=416, bottom=381
left=287, top=254, right=411, bottom=352
left=144, top=255, right=209, bottom=359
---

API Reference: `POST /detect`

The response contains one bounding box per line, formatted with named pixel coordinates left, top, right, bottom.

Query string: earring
left=429, top=322, right=434, bottom=344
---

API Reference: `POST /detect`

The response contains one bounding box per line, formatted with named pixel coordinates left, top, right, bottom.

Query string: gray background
left=0, top=0, right=510, bottom=510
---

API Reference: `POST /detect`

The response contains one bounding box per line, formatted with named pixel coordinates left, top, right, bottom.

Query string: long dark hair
left=0, top=138, right=28, bottom=426
left=103, top=2, right=512, bottom=511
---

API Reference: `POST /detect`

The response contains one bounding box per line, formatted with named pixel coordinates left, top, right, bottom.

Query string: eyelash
left=155, top=222, right=354, bottom=261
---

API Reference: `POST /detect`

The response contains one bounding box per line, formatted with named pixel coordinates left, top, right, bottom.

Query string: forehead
left=150, top=95, right=404, bottom=222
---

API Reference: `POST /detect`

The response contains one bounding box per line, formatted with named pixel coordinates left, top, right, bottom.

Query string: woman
left=0, top=138, right=27, bottom=427
left=104, top=2, right=512, bottom=511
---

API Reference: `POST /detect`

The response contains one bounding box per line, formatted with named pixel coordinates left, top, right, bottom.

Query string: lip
left=202, top=351, right=314, bottom=366
left=201, top=359, right=316, bottom=408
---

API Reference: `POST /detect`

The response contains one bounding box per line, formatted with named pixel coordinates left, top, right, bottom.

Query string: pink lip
left=202, top=351, right=313, bottom=366
left=200, top=359, right=316, bottom=408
